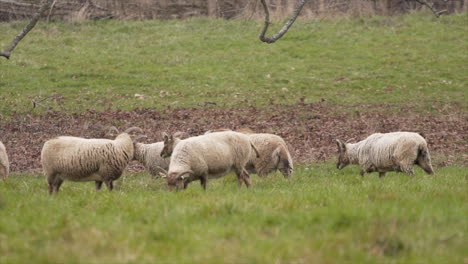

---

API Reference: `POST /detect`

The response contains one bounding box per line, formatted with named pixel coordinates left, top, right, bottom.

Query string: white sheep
left=41, top=127, right=142, bottom=194
left=161, top=131, right=259, bottom=190
left=204, top=129, right=293, bottom=178
left=245, top=133, right=294, bottom=178
left=0, top=141, right=9, bottom=181
left=336, top=132, right=434, bottom=177
left=134, top=132, right=187, bottom=177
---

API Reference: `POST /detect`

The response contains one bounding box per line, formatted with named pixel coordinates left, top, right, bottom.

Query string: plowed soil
left=1, top=102, right=466, bottom=173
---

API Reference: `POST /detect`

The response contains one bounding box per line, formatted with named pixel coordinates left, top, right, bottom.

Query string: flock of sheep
left=0, top=128, right=434, bottom=194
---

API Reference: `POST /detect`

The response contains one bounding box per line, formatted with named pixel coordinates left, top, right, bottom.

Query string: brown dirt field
left=0, top=102, right=466, bottom=173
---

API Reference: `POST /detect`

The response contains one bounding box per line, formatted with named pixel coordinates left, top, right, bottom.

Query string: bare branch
left=46, top=0, right=58, bottom=23
left=411, top=0, right=446, bottom=17
left=259, top=0, right=308, bottom=44
left=0, top=0, right=54, bottom=60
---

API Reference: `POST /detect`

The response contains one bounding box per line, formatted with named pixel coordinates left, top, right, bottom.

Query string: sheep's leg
left=200, top=176, right=207, bottom=190
left=379, top=172, right=386, bottom=178
left=360, top=169, right=366, bottom=177
left=53, top=179, right=63, bottom=193
left=235, top=171, right=244, bottom=188
left=47, top=173, right=58, bottom=195
left=48, top=182, right=54, bottom=195
left=95, top=181, right=103, bottom=191
left=105, top=181, right=114, bottom=191
left=360, top=164, right=374, bottom=177
left=241, top=168, right=251, bottom=188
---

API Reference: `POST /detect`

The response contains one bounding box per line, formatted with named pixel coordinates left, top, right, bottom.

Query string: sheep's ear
left=162, top=132, right=169, bottom=142
left=335, top=139, right=346, bottom=152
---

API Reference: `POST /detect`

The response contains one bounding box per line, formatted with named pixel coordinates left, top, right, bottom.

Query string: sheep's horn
left=345, top=138, right=355, bottom=143
left=124, top=127, right=143, bottom=134
left=156, top=166, right=168, bottom=175
left=107, top=126, right=120, bottom=135
left=176, top=170, right=192, bottom=180
left=133, top=135, right=147, bottom=143
left=173, top=131, right=188, bottom=139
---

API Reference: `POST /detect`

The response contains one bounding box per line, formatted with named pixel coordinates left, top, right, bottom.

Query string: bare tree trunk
left=0, top=0, right=53, bottom=59
left=258, top=0, right=308, bottom=44
left=207, top=0, right=219, bottom=17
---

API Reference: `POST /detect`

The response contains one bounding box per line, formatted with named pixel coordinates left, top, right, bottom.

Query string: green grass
left=1, top=13, right=467, bottom=263
left=1, top=13, right=467, bottom=115
left=0, top=165, right=466, bottom=263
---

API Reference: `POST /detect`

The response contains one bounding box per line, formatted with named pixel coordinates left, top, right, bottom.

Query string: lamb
left=245, top=133, right=294, bottom=178
left=335, top=132, right=434, bottom=177
left=204, top=129, right=293, bottom=178
left=0, top=141, right=9, bottom=181
left=41, top=127, right=142, bottom=194
left=160, top=131, right=259, bottom=190
left=134, top=132, right=187, bottom=177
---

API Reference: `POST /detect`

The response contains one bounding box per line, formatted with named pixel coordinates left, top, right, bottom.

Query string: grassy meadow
left=0, top=165, right=467, bottom=264
left=0, top=12, right=467, bottom=263
left=0, top=13, right=467, bottom=115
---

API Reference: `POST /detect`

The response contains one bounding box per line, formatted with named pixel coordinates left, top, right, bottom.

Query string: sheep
left=161, top=131, right=259, bottom=190
left=245, top=133, right=294, bottom=178
left=0, top=141, right=9, bottom=181
left=41, top=127, right=142, bottom=194
left=204, top=129, right=293, bottom=178
left=134, top=132, right=187, bottom=177
left=336, top=132, right=434, bottom=177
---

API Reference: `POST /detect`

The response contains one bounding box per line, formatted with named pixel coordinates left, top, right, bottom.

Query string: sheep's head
left=273, top=147, right=293, bottom=178
left=160, top=132, right=186, bottom=158
left=335, top=139, right=350, bottom=170
left=161, top=133, right=176, bottom=158
left=278, top=163, right=293, bottom=178
left=165, top=170, right=193, bottom=190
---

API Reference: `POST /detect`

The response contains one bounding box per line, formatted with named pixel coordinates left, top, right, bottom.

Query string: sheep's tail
left=417, top=145, right=434, bottom=175
left=250, top=143, right=260, bottom=158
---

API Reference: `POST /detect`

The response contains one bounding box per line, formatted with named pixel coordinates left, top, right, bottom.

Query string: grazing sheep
left=0, top=141, right=9, bottom=181
left=134, top=132, right=187, bottom=177
left=41, top=127, right=142, bottom=194
left=336, top=132, right=434, bottom=177
left=245, top=133, right=293, bottom=178
left=162, top=131, right=259, bottom=190
left=204, top=129, right=293, bottom=178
